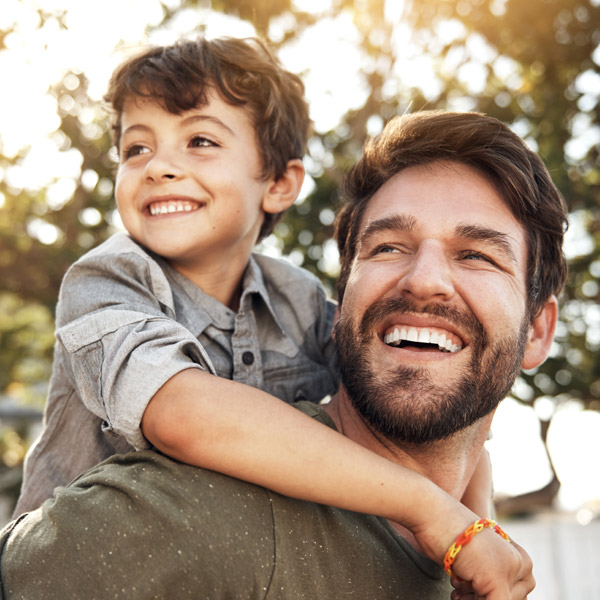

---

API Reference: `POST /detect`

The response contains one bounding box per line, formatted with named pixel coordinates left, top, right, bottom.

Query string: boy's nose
left=396, top=240, right=455, bottom=301
left=144, top=152, right=183, bottom=182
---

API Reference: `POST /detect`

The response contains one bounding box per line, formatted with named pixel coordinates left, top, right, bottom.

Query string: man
left=0, top=111, right=566, bottom=599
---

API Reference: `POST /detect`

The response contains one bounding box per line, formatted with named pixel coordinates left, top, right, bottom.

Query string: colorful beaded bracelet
left=443, top=518, right=511, bottom=577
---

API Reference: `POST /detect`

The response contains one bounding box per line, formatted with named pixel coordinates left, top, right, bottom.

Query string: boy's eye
left=122, top=144, right=149, bottom=160
left=189, top=136, right=217, bottom=148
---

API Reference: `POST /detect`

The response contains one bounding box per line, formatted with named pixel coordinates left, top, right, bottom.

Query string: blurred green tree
left=0, top=0, right=598, bottom=512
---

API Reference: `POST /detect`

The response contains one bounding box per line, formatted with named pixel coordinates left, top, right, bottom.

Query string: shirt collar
left=159, top=254, right=284, bottom=337
left=239, top=254, right=286, bottom=335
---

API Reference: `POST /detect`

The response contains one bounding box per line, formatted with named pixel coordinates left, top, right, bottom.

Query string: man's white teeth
left=383, top=327, right=462, bottom=353
left=149, top=202, right=196, bottom=216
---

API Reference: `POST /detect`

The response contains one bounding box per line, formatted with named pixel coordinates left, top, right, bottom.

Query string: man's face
left=334, top=161, right=532, bottom=444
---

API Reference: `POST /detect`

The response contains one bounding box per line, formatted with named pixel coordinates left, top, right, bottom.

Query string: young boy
left=15, top=36, right=525, bottom=590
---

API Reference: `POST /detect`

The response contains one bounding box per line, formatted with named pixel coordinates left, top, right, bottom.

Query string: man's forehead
left=356, top=161, right=527, bottom=263
left=359, top=162, right=520, bottom=230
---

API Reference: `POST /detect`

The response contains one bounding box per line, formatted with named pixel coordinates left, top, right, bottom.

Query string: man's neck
left=323, top=389, right=493, bottom=553
left=323, top=388, right=492, bottom=504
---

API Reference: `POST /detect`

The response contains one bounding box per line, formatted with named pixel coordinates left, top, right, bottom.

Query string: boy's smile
left=115, top=91, right=276, bottom=295
left=145, top=195, right=203, bottom=216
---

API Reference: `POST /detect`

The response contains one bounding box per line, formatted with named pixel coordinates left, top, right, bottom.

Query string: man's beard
left=334, top=296, right=529, bottom=445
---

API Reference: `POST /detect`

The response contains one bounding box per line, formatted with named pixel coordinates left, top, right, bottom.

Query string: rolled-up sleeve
left=55, top=239, right=216, bottom=449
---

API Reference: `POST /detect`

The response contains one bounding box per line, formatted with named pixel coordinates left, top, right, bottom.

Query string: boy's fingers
left=450, top=577, right=484, bottom=600
left=450, top=534, right=535, bottom=600
left=454, top=578, right=533, bottom=600
left=511, top=540, right=534, bottom=580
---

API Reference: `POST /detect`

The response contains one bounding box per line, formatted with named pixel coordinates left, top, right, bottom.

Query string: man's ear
left=521, top=295, right=558, bottom=370
left=262, top=159, right=305, bottom=215
left=331, top=306, right=341, bottom=341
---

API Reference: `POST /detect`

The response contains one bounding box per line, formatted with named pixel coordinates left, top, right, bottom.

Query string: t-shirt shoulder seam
left=263, top=490, right=278, bottom=599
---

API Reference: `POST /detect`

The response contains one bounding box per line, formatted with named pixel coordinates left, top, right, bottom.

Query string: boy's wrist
left=405, top=480, right=478, bottom=564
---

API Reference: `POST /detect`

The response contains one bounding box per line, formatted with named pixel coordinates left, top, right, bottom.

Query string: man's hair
left=335, top=111, right=568, bottom=318
left=105, top=36, right=310, bottom=240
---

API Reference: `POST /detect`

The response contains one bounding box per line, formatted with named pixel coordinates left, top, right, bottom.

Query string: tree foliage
left=0, top=0, right=598, bottom=507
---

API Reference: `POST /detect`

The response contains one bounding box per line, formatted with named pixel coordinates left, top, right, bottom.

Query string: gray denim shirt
left=15, top=233, right=338, bottom=515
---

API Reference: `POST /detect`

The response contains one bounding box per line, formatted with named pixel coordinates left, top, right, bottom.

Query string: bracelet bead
left=443, top=518, right=511, bottom=577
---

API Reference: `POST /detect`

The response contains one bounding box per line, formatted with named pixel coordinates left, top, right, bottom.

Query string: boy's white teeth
left=148, top=201, right=197, bottom=215
left=383, top=326, right=462, bottom=353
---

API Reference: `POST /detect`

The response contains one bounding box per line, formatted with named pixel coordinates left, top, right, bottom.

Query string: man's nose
left=396, top=240, right=455, bottom=301
left=144, top=150, right=183, bottom=182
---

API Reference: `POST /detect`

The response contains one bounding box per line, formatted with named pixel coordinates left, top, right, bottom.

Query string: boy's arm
left=460, top=447, right=494, bottom=518
left=142, top=369, right=450, bottom=523
left=142, top=369, right=534, bottom=599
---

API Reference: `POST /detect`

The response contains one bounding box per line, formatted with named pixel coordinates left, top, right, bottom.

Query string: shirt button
left=242, top=351, right=254, bottom=365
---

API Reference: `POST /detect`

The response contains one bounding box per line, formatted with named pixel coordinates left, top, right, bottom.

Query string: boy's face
left=115, top=91, right=273, bottom=277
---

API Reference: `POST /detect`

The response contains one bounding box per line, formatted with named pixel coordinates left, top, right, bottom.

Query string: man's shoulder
left=0, top=437, right=451, bottom=599
left=0, top=452, right=277, bottom=599
left=79, top=451, right=273, bottom=512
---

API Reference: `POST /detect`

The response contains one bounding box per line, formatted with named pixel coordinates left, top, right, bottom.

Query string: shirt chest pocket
left=261, top=356, right=338, bottom=405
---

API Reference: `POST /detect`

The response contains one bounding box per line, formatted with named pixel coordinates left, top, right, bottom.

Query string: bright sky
left=1, top=0, right=598, bottom=517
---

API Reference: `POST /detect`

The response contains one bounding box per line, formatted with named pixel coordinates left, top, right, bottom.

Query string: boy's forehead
left=116, top=89, right=263, bottom=163
left=119, top=89, right=253, bottom=127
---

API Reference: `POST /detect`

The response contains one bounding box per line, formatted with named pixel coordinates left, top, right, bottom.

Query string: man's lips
left=383, top=325, right=463, bottom=353
left=358, top=297, right=476, bottom=356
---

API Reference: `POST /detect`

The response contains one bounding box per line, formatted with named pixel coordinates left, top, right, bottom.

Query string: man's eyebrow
left=455, top=223, right=518, bottom=263
left=358, top=216, right=518, bottom=262
left=359, top=215, right=417, bottom=247
left=181, top=114, right=235, bottom=136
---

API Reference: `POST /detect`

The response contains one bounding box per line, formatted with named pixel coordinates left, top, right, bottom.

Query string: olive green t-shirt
left=0, top=403, right=451, bottom=599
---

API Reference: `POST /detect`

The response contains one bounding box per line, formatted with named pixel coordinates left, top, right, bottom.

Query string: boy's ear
left=262, top=159, right=305, bottom=215
left=521, top=295, right=558, bottom=370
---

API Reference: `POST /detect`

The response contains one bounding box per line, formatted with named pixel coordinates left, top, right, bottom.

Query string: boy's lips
left=144, top=196, right=205, bottom=216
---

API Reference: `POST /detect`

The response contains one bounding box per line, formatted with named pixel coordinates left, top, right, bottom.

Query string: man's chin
left=345, top=367, right=483, bottom=445
left=335, top=304, right=528, bottom=445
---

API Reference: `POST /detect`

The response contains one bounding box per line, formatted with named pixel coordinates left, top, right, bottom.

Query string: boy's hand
left=448, top=533, right=534, bottom=600
left=410, top=490, right=533, bottom=600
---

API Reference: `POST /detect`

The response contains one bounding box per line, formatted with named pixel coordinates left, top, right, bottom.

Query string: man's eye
left=373, top=245, right=397, bottom=254
left=461, top=251, right=495, bottom=264
left=189, top=136, right=216, bottom=148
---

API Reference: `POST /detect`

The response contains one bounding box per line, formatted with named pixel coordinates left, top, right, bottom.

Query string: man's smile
left=383, top=325, right=463, bottom=353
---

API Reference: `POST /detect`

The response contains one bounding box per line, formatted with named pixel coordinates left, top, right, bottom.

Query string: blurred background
left=0, top=0, right=598, bottom=597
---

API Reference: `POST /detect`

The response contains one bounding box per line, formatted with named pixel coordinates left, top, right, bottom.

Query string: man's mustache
left=356, top=295, right=487, bottom=347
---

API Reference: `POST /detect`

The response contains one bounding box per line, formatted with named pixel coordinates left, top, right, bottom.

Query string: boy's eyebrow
left=180, top=114, right=235, bottom=136
left=359, top=215, right=518, bottom=263
left=120, top=123, right=151, bottom=138
left=120, top=115, right=236, bottom=138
